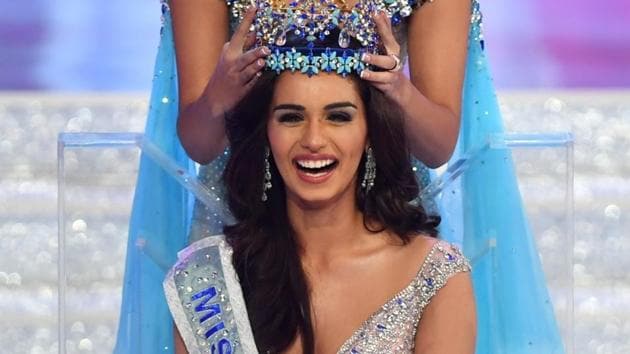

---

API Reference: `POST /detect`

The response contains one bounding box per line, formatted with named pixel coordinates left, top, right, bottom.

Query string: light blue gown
left=114, top=1, right=565, bottom=353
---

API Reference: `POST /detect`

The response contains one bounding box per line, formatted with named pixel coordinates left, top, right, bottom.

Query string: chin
left=286, top=183, right=355, bottom=211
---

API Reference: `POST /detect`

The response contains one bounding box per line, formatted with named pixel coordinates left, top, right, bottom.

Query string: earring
left=361, top=146, right=376, bottom=192
left=262, top=147, right=272, bottom=202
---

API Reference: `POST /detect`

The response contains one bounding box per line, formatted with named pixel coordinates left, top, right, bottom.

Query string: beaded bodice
left=337, top=240, right=471, bottom=353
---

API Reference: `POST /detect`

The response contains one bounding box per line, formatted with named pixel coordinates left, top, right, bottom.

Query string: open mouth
left=294, top=159, right=339, bottom=177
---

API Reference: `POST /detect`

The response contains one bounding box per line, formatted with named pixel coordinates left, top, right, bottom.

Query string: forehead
left=272, top=73, right=361, bottom=107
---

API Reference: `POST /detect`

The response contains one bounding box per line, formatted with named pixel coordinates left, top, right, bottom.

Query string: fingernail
left=360, top=70, right=368, bottom=79
left=361, top=53, right=370, bottom=62
left=256, top=71, right=263, bottom=77
left=261, top=46, right=270, bottom=55
left=257, top=58, right=265, bottom=66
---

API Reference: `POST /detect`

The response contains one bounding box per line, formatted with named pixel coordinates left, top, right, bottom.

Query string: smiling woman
left=176, top=71, right=479, bottom=354
left=267, top=74, right=367, bottom=209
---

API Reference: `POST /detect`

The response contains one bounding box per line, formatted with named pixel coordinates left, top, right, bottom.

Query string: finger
left=360, top=69, right=399, bottom=84
left=243, top=31, right=257, bottom=50
left=244, top=71, right=263, bottom=91
left=374, top=11, right=400, bottom=55
left=362, top=53, right=398, bottom=71
left=370, top=81, right=394, bottom=94
left=235, top=46, right=270, bottom=71
left=238, top=58, right=266, bottom=84
left=229, top=7, right=257, bottom=52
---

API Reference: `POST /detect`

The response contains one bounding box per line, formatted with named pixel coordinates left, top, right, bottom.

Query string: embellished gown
left=164, top=236, right=470, bottom=353
left=114, top=0, right=566, bottom=353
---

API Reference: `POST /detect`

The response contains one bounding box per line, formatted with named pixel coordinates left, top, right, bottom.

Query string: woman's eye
left=328, top=112, right=352, bottom=122
left=278, top=113, right=303, bottom=123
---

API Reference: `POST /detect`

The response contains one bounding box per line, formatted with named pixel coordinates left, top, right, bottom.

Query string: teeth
left=296, top=159, right=334, bottom=169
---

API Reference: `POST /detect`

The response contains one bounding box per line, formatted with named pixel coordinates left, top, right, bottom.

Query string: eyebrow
left=324, top=101, right=357, bottom=110
left=272, top=101, right=357, bottom=112
left=272, top=104, right=304, bottom=112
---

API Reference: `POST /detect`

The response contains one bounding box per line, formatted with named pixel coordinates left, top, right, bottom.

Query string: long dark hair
left=222, top=71, right=439, bottom=353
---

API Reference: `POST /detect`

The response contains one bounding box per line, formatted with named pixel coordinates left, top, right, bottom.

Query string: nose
left=300, top=118, right=326, bottom=152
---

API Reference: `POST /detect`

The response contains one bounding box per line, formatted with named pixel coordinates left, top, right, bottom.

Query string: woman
left=171, top=69, right=475, bottom=353
left=115, top=0, right=565, bottom=352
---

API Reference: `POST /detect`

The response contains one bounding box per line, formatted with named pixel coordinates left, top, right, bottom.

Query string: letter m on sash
left=191, top=286, right=225, bottom=338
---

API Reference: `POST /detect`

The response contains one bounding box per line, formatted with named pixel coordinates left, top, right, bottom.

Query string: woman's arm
left=362, top=0, right=470, bottom=167
left=414, top=272, right=476, bottom=353
left=171, top=1, right=268, bottom=164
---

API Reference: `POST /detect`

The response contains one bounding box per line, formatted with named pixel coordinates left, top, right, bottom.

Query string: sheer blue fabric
left=445, top=5, right=566, bottom=352
left=114, top=2, right=565, bottom=353
left=113, top=8, right=195, bottom=354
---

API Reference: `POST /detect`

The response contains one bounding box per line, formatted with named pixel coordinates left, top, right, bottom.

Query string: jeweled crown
left=226, top=0, right=427, bottom=76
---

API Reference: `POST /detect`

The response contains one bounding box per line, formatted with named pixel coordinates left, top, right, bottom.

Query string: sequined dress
left=336, top=240, right=470, bottom=353
left=165, top=235, right=470, bottom=354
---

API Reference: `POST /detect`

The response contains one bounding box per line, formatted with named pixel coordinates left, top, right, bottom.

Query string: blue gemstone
left=392, top=14, right=402, bottom=25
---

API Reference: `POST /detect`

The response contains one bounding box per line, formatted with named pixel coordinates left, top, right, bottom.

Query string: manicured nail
left=261, top=46, right=271, bottom=55
left=257, top=59, right=265, bottom=66
left=360, top=70, right=368, bottom=79
left=361, top=53, right=370, bottom=62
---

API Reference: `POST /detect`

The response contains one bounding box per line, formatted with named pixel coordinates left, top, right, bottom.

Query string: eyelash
left=278, top=113, right=303, bottom=123
left=276, top=111, right=353, bottom=123
left=327, top=111, right=352, bottom=122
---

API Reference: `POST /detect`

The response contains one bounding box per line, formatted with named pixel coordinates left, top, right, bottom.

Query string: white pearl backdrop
left=0, top=91, right=628, bottom=353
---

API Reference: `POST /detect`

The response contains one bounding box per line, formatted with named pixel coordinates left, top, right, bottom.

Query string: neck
left=286, top=190, right=369, bottom=264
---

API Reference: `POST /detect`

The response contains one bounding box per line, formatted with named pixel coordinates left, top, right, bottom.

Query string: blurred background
left=1, top=1, right=629, bottom=353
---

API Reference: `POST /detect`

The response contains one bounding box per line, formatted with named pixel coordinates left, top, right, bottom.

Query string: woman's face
left=267, top=73, right=368, bottom=208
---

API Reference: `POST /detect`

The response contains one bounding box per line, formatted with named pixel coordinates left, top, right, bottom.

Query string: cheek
left=267, top=124, right=293, bottom=168
left=338, top=124, right=368, bottom=167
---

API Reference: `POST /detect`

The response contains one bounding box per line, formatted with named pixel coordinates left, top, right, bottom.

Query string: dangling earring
left=361, top=146, right=376, bottom=192
left=262, top=147, right=272, bottom=202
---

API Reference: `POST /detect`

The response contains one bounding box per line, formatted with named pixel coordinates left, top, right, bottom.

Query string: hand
left=203, top=7, right=270, bottom=117
left=360, top=11, right=408, bottom=102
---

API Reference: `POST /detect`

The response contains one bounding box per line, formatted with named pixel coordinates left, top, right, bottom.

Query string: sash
left=164, top=235, right=257, bottom=353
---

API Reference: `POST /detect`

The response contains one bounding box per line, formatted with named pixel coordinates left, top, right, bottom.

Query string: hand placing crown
left=224, top=0, right=429, bottom=76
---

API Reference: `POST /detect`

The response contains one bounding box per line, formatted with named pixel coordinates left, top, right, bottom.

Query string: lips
left=293, top=155, right=338, bottom=183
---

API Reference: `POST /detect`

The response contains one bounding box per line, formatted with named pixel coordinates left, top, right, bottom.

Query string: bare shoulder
left=413, top=237, right=476, bottom=354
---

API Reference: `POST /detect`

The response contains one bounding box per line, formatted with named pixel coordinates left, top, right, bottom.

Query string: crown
left=226, top=0, right=428, bottom=76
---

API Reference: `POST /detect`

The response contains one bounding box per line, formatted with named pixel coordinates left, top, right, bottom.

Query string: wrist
left=200, top=93, right=226, bottom=121
left=399, top=77, right=421, bottom=107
